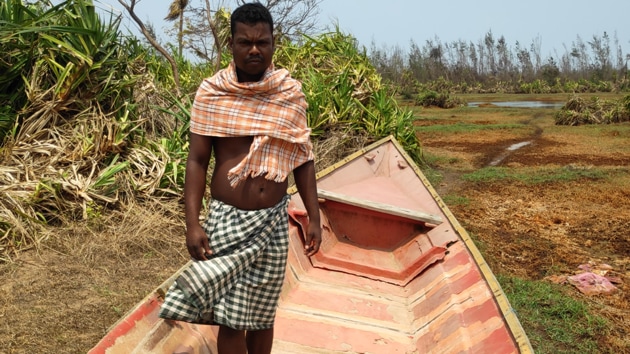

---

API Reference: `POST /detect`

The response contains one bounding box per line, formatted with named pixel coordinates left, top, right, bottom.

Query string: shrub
left=555, top=95, right=630, bottom=125
left=415, top=90, right=464, bottom=108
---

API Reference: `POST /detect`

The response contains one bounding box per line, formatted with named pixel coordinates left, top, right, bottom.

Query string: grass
left=466, top=231, right=487, bottom=255
left=545, top=121, right=630, bottom=135
left=461, top=166, right=609, bottom=184
left=413, top=95, right=630, bottom=353
left=545, top=123, right=630, bottom=153
left=441, top=194, right=470, bottom=206
left=568, top=127, right=630, bottom=138
left=454, top=92, right=626, bottom=103
left=498, top=274, right=610, bottom=354
left=419, top=150, right=467, bottom=171
left=419, top=165, right=444, bottom=186
left=415, top=122, right=525, bottom=134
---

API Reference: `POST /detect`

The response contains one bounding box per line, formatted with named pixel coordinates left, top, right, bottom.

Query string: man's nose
left=249, top=44, right=261, bottom=55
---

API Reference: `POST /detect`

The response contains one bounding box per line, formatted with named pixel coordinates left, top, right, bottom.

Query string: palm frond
left=165, top=0, right=189, bottom=21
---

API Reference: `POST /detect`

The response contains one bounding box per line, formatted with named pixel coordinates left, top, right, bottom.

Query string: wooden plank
left=317, top=189, right=443, bottom=225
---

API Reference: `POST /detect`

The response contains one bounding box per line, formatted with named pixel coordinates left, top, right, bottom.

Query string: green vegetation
left=420, top=153, right=462, bottom=170
left=415, top=122, right=525, bottom=134
left=371, top=30, right=630, bottom=116
left=0, top=0, right=421, bottom=261
left=440, top=194, right=469, bottom=207
left=370, top=31, right=629, bottom=96
left=0, top=0, right=141, bottom=141
left=415, top=90, right=465, bottom=108
left=555, top=94, right=630, bottom=125
left=499, top=275, right=609, bottom=354
left=275, top=30, right=419, bottom=160
left=462, top=166, right=608, bottom=184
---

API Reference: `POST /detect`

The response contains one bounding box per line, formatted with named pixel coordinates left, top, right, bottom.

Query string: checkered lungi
left=159, top=195, right=290, bottom=330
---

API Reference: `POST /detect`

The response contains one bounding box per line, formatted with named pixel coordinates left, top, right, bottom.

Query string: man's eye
left=237, top=41, right=270, bottom=47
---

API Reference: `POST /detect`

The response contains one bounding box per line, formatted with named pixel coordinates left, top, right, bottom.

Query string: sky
left=95, top=0, right=630, bottom=60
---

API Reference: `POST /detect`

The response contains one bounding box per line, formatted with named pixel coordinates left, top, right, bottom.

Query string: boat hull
left=90, top=136, right=532, bottom=353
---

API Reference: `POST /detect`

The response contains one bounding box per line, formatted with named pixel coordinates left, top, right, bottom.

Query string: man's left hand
left=303, top=222, right=321, bottom=256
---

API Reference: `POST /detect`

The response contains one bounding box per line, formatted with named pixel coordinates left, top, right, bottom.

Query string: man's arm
left=184, top=132, right=213, bottom=260
left=293, top=160, right=321, bottom=256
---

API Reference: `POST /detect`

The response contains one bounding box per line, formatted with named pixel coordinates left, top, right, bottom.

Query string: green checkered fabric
left=159, top=195, right=290, bottom=330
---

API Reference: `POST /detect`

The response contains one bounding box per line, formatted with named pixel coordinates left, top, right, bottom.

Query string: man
left=159, top=3, right=321, bottom=354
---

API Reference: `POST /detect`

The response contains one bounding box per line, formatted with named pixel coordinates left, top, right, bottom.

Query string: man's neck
left=235, top=67, right=267, bottom=83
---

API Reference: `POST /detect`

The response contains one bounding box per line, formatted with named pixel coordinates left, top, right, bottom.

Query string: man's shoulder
left=272, top=66, right=298, bottom=80
left=271, top=67, right=304, bottom=93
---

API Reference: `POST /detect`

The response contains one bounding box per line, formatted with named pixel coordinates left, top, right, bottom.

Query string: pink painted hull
left=90, top=136, right=532, bottom=354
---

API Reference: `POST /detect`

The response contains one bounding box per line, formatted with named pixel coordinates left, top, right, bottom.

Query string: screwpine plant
left=0, top=3, right=421, bottom=262
left=0, top=0, right=152, bottom=261
left=274, top=29, right=421, bottom=161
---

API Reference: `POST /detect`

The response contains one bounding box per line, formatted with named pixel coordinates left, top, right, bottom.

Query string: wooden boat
left=90, top=136, right=533, bottom=353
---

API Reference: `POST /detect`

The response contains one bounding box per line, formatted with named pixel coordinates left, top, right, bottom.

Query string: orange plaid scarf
left=190, top=61, right=313, bottom=187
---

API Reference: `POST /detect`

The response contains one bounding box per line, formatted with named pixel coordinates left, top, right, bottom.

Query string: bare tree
left=476, top=39, right=485, bottom=76
left=496, top=35, right=513, bottom=80
left=468, top=41, right=479, bottom=77
left=571, top=36, right=589, bottom=76
left=516, top=41, right=534, bottom=81
left=484, top=30, right=496, bottom=76
left=364, top=28, right=627, bottom=91
left=453, top=40, right=471, bottom=80
left=426, top=38, right=446, bottom=80
left=203, top=0, right=231, bottom=71
left=529, top=35, right=542, bottom=73
left=589, top=32, right=612, bottom=80
left=183, top=0, right=322, bottom=67
left=613, top=32, right=624, bottom=72
left=117, top=0, right=181, bottom=94
left=407, top=40, right=425, bottom=82
left=180, top=1, right=230, bottom=70
left=243, top=0, right=322, bottom=41
left=165, top=0, right=189, bottom=58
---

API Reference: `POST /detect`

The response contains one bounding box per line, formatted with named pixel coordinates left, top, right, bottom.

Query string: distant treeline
left=367, top=31, right=629, bottom=94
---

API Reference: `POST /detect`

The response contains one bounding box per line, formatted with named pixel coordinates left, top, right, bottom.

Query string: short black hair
left=230, top=2, right=274, bottom=37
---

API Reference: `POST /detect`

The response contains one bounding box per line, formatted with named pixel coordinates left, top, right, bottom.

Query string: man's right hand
left=186, top=223, right=212, bottom=261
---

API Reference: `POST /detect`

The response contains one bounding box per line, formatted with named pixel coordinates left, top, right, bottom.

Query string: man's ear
left=228, top=36, right=233, bottom=51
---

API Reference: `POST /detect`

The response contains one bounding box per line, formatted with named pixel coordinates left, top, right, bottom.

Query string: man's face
left=229, top=21, right=274, bottom=82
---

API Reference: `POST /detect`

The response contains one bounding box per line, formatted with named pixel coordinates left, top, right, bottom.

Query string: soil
left=418, top=107, right=630, bottom=352
left=1, top=106, right=629, bottom=353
